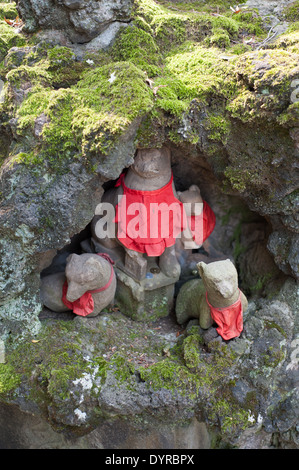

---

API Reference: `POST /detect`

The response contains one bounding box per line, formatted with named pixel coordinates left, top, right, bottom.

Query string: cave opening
left=39, top=145, right=285, bottom=322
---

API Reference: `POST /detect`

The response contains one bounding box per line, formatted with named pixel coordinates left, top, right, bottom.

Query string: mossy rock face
left=1, top=288, right=297, bottom=448
left=0, top=22, right=25, bottom=62
left=4, top=57, right=154, bottom=171
left=0, top=2, right=24, bottom=61
left=283, top=1, right=299, bottom=21
left=226, top=50, right=299, bottom=123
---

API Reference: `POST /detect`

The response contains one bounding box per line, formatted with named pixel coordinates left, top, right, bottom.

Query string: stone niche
left=39, top=143, right=283, bottom=325
left=1, top=143, right=297, bottom=450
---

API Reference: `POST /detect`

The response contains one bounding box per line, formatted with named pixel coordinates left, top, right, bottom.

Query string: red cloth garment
left=114, top=173, right=187, bottom=257
left=62, top=282, right=95, bottom=316
left=206, top=290, right=243, bottom=340
left=187, top=200, right=216, bottom=246
left=62, top=254, right=115, bottom=317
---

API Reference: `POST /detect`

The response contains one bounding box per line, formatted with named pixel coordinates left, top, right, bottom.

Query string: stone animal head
left=131, top=147, right=171, bottom=178
left=177, top=185, right=203, bottom=216
left=65, top=253, right=110, bottom=302
left=197, top=259, right=238, bottom=299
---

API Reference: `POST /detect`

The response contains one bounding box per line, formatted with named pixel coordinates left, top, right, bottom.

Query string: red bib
left=187, top=200, right=216, bottom=245
left=62, top=283, right=95, bottom=316
left=115, top=173, right=187, bottom=256
left=114, top=172, right=216, bottom=256
left=206, top=290, right=243, bottom=340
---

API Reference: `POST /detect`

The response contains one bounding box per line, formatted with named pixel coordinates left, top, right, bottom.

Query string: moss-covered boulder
left=0, top=2, right=25, bottom=61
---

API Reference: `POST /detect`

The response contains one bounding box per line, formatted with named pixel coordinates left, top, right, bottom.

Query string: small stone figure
left=177, top=184, right=216, bottom=249
left=175, top=184, right=220, bottom=280
left=40, top=253, right=116, bottom=317
left=175, top=259, right=248, bottom=340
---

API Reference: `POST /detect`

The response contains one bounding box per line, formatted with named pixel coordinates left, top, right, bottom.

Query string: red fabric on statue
left=187, top=200, right=216, bottom=246
left=62, top=281, right=95, bottom=317
left=205, top=290, right=243, bottom=340
left=114, top=172, right=216, bottom=255
left=114, top=173, right=187, bottom=257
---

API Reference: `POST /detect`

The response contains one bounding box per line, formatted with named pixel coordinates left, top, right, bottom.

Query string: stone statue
left=177, top=184, right=216, bottom=249
left=91, top=146, right=186, bottom=281
left=175, top=259, right=248, bottom=340
left=40, top=253, right=116, bottom=317
left=174, top=183, right=221, bottom=280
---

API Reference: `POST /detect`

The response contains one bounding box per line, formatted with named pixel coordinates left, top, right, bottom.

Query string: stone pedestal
left=115, top=263, right=178, bottom=322
left=81, top=238, right=179, bottom=321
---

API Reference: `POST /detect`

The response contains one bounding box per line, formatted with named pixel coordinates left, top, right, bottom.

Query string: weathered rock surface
left=0, top=158, right=105, bottom=339
left=0, top=401, right=211, bottom=449
left=0, top=278, right=298, bottom=449
left=16, top=0, right=133, bottom=43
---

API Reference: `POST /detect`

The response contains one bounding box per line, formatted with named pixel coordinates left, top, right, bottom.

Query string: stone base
left=81, top=239, right=179, bottom=321
left=115, top=259, right=179, bottom=322
left=82, top=238, right=179, bottom=321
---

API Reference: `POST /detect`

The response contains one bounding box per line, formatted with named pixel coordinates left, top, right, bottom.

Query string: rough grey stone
left=16, top=0, right=133, bottom=43
left=0, top=402, right=211, bottom=449
left=268, top=231, right=299, bottom=279
left=0, top=159, right=105, bottom=339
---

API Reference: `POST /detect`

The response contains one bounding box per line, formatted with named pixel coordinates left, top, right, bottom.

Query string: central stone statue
left=91, top=146, right=188, bottom=281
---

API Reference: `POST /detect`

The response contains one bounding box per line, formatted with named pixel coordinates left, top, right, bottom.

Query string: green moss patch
left=139, top=359, right=200, bottom=398
left=15, top=61, right=154, bottom=167
left=0, top=2, right=18, bottom=20
left=164, top=43, right=236, bottom=101
left=283, top=1, right=299, bottom=21
left=73, top=61, right=154, bottom=157
left=0, top=22, right=25, bottom=61
left=111, top=24, right=162, bottom=77
left=0, top=363, right=21, bottom=395
left=4, top=45, right=88, bottom=88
